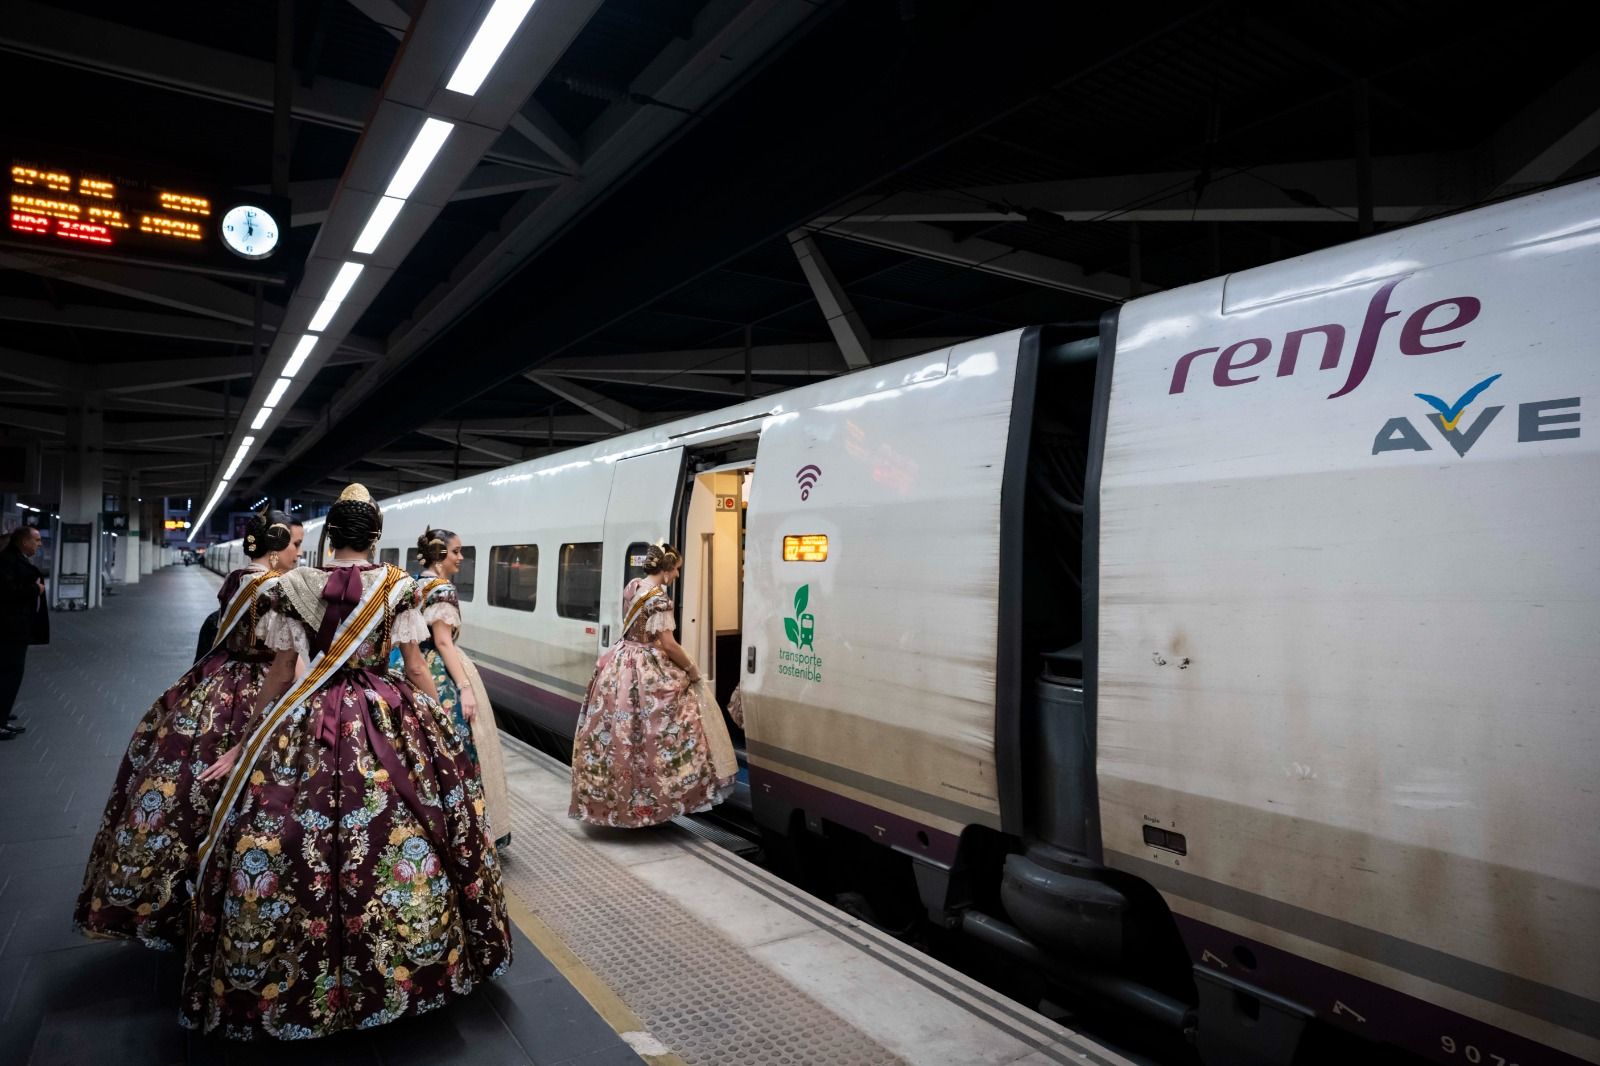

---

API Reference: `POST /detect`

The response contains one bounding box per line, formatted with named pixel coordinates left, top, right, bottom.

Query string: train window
left=557, top=542, right=602, bottom=621
left=488, top=544, right=538, bottom=611
left=623, top=541, right=651, bottom=583
left=379, top=548, right=399, bottom=567
left=455, top=546, right=476, bottom=601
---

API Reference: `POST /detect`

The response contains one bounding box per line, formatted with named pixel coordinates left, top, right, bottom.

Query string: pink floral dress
left=569, top=578, right=735, bottom=828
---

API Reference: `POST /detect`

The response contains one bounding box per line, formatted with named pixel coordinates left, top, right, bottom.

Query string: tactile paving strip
left=499, top=790, right=908, bottom=1065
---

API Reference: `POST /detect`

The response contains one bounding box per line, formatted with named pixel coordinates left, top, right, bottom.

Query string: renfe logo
left=1169, top=277, right=1481, bottom=400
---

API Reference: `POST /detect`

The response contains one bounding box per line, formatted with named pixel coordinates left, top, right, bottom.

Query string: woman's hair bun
left=242, top=508, right=294, bottom=559
left=325, top=483, right=383, bottom=551
left=415, top=527, right=456, bottom=569
left=642, top=541, right=683, bottom=574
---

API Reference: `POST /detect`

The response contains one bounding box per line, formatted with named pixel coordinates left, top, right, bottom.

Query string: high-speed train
left=209, top=178, right=1600, bottom=1065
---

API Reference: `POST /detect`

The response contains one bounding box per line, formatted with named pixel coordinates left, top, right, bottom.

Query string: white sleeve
left=256, top=611, right=309, bottom=659
left=390, top=607, right=430, bottom=646
left=645, top=607, right=676, bottom=635
left=420, top=601, right=462, bottom=629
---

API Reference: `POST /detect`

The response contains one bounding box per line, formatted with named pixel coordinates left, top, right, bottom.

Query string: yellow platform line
left=503, top=889, right=688, bottom=1066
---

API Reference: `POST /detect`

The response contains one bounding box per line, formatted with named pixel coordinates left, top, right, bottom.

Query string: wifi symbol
left=795, top=464, right=822, bottom=500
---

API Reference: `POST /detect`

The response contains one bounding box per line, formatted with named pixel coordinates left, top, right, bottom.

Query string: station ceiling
left=2, top=0, right=1597, bottom=511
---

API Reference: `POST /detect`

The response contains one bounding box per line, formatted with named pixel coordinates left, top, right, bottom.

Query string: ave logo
left=1372, top=374, right=1581, bottom=457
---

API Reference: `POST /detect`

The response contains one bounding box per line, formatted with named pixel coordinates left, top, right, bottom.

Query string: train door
left=597, top=447, right=685, bottom=655
left=676, top=461, right=751, bottom=725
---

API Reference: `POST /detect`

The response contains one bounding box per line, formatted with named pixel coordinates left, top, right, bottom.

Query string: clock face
left=219, top=205, right=280, bottom=259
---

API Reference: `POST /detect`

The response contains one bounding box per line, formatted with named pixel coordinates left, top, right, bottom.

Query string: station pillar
left=119, top=474, right=141, bottom=585
left=139, top=499, right=157, bottom=575
left=54, top=394, right=105, bottom=609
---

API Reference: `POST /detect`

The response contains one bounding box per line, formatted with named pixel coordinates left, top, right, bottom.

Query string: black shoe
left=0, top=729, right=17, bottom=741
left=1, top=723, right=25, bottom=735
left=494, top=832, right=511, bottom=850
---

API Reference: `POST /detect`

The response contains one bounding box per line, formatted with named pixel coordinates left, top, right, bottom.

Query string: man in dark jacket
left=0, top=525, right=47, bottom=740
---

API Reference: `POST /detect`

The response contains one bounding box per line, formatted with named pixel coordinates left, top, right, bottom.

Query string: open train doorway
left=674, top=455, right=754, bottom=811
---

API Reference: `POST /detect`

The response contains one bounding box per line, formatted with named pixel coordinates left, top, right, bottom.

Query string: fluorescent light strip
left=353, top=196, right=405, bottom=255
left=190, top=481, right=229, bottom=540
left=250, top=407, right=270, bottom=431
left=307, top=261, right=364, bottom=332
left=446, top=0, right=538, bottom=96
left=283, top=334, right=317, bottom=377
left=263, top=377, right=292, bottom=408
left=385, top=119, right=454, bottom=199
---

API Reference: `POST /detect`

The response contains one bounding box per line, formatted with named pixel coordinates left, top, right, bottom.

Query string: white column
left=119, top=474, right=141, bottom=585
left=55, top=393, right=105, bottom=608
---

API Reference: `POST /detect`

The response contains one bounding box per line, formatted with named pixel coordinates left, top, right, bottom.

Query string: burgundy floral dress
left=178, top=561, right=512, bottom=1041
left=569, top=578, right=736, bottom=828
left=75, top=565, right=280, bottom=949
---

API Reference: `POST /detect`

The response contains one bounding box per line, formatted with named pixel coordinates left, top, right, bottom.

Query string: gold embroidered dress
left=75, top=565, right=281, bottom=949
left=178, top=561, right=512, bottom=1040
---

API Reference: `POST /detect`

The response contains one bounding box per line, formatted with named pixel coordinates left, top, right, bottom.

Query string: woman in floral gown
left=569, top=542, right=738, bottom=828
left=181, top=484, right=511, bottom=1040
left=75, top=509, right=297, bottom=949
left=389, top=527, right=512, bottom=848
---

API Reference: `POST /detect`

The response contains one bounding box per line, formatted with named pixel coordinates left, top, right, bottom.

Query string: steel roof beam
left=813, top=155, right=1451, bottom=226
left=414, top=429, right=525, bottom=463
left=424, top=416, right=624, bottom=440
left=538, top=339, right=965, bottom=378
left=104, top=421, right=231, bottom=445
left=0, top=347, right=74, bottom=391
left=0, top=407, right=65, bottom=435
left=538, top=369, right=781, bottom=399
left=1484, top=51, right=1600, bottom=196
left=0, top=252, right=383, bottom=358
left=788, top=231, right=873, bottom=369
left=523, top=374, right=639, bottom=431
left=813, top=221, right=1134, bottom=301
left=271, top=165, right=566, bottom=227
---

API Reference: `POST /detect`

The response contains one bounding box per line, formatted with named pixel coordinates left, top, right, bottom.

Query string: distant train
left=211, top=178, right=1600, bottom=1065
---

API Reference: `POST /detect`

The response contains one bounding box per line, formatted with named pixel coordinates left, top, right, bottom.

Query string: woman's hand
left=199, top=745, right=243, bottom=783
left=460, top=684, right=478, bottom=723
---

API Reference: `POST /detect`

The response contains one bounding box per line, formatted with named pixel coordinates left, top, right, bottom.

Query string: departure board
left=3, top=149, right=290, bottom=280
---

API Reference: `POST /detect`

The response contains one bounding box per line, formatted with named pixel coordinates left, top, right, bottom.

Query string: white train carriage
left=210, top=178, right=1600, bottom=1065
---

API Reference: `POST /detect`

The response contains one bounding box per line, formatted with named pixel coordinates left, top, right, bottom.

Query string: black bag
left=194, top=609, right=219, bottom=664
left=28, top=592, right=48, bottom=646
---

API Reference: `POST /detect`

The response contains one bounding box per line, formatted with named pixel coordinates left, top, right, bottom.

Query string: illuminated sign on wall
left=3, top=149, right=289, bottom=281
left=783, top=534, right=829, bottom=562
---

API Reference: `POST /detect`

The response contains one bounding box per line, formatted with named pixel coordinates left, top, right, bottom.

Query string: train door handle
left=601, top=624, right=610, bottom=647
left=747, top=646, right=756, bottom=674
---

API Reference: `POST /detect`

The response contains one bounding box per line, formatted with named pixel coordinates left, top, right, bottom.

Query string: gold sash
left=210, top=569, right=281, bottom=652
left=620, top=583, right=664, bottom=638
left=193, top=565, right=413, bottom=889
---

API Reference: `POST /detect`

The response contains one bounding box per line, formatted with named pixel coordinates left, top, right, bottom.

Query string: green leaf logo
left=783, top=618, right=801, bottom=647
left=794, top=584, right=809, bottom=616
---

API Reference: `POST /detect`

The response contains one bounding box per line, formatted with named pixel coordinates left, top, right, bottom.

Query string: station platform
left=0, top=565, right=1135, bottom=1066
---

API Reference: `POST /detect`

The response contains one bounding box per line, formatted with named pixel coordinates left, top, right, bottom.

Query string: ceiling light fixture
left=446, top=0, right=538, bottom=96
left=307, top=261, right=365, bottom=331
left=385, top=118, right=454, bottom=199
left=353, top=196, right=405, bottom=255
left=189, top=481, right=229, bottom=540
left=250, top=407, right=271, bottom=431
left=263, top=377, right=292, bottom=408
left=283, top=334, right=318, bottom=376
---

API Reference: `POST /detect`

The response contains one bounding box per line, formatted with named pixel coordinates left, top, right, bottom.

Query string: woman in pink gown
left=569, top=542, right=736, bottom=828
